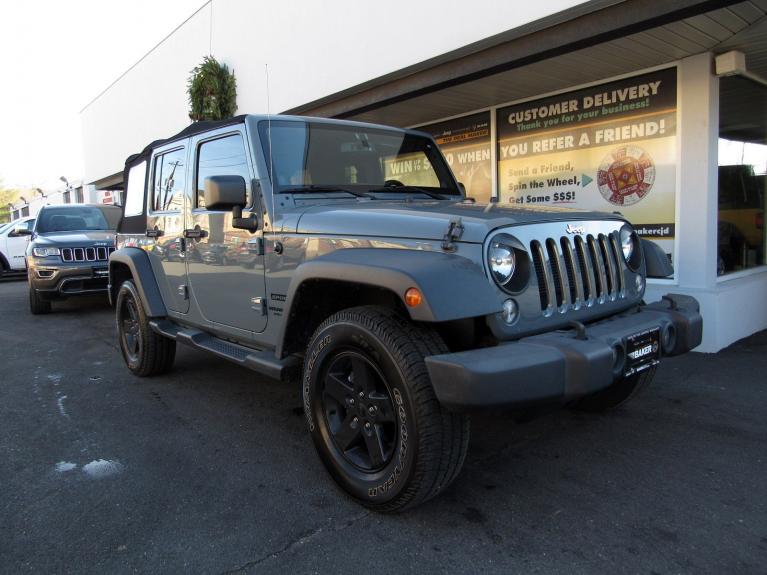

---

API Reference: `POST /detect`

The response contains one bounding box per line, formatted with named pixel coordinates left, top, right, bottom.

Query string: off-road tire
left=116, top=280, right=176, bottom=377
left=303, top=305, right=470, bottom=512
left=572, top=366, right=656, bottom=412
left=29, top=287, right=52, bottom=314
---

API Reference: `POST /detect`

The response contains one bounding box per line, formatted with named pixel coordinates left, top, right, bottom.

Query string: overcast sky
left=0, top=0, right=203, bottom=190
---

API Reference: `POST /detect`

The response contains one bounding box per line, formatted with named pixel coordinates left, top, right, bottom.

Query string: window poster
left=418, top=112, right=492, bottom=203
left=497, top=68, right=677, bottom=262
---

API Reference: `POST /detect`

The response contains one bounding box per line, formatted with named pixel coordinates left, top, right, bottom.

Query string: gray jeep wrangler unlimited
left=110, top=115, right=702, bottom=512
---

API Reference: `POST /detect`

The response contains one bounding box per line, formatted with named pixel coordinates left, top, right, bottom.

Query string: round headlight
left=619, top=225, right=642, bottom=271
left=620, top=227, right=634, bottom=260
left=489, top=240, right=515, bottom=285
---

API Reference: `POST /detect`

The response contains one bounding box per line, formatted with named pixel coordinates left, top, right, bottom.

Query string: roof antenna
left=265, top=63, right=274, bottom=195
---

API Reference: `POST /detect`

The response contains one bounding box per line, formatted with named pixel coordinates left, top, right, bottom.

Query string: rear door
left=145, top=141, right=191, bottom=314
left=186, top=126, right=267, bottom=336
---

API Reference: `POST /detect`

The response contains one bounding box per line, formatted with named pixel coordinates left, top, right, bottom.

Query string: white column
left=676, top=52, right=718, bottom=290
left=644, top=53, right=721, bottom=351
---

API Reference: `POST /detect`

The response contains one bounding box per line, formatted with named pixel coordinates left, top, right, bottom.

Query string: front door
left=185, top=128, right=267, bottom=336
left=145, top=141, right=190, bottom=314
left=7, top=218, right=35, bottom=270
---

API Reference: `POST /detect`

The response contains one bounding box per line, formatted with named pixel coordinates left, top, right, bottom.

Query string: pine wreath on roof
left=187, top=56, right=237, bottom=122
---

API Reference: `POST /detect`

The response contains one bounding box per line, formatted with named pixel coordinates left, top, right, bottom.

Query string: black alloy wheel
left=115, top=279, right=176, bottom=377
left=320, top=351, right=397, bottom=472
left=119, top=294, right=142, bottom=365
left=303, top=306, right=470, bottom=512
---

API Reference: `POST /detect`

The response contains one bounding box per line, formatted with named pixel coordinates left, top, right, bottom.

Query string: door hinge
left=250, top=296, right=266, bottom=315
left=178, top=284, right=188, bottom=300
left=248, top=237, right=264, bottom=256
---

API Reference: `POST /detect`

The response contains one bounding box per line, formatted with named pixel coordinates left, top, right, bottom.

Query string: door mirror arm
left=232, top=205, right=259, bottom=232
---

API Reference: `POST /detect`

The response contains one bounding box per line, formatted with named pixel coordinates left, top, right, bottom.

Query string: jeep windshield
left=36, top=206, right=121, bottom=233
left=258, top=120, right=460, bottom=197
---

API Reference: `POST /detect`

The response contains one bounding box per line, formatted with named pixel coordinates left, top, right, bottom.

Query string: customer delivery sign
left=497, top=67, right=677, bottom=262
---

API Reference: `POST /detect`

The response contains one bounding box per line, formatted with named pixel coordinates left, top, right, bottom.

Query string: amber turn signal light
left=404, top=287, right=422, bottom=307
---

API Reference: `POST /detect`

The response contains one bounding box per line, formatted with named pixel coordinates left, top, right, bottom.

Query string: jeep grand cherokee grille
left=61, top=247, right=115, bottom=262
left=530, top=232, right=625, bottom=315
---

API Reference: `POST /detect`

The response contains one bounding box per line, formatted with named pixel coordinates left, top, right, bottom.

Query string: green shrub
left=187, top=56, right=237, bottom=122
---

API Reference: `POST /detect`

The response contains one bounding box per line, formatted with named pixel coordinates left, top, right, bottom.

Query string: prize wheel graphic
left=597, top=146, right=655, bottom=206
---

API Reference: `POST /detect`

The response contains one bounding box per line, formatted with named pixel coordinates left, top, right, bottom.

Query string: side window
left=197, top=134, right=251, bottom=208
left=152, top=147, right=186, bottom=212
left=124, top=161, right=147, bottom=217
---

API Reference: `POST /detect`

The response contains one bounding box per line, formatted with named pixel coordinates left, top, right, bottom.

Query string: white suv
left=0, top=216, right=35, bottom=275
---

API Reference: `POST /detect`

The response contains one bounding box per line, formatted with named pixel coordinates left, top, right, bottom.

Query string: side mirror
left=204, top=175, right=247, bottom=211
left=9, top=227, right=33, bottom=237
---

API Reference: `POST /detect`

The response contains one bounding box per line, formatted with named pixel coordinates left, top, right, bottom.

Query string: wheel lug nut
left=359, top=392, right=364, bottom=398
left=368, top=406, right=376, bottom=415
left=349, top=398, right=355, bottom=405
left=364, top=422, right=371, bottom=430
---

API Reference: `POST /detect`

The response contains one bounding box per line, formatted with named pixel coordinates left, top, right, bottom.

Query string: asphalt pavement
left=1, top=277, right=765, bottom=574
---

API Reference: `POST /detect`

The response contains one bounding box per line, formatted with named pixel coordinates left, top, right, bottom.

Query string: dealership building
left=80, top=0, right=767, bottom=352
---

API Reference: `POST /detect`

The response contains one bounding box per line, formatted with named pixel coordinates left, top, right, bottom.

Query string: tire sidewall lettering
left=304, top=320, right=416, bottom=503
left=368, top=387, right=409, bottom=498
left=303, top=333, right=332, bottom=432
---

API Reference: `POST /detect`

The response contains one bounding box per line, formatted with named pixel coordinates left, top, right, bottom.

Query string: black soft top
left=119, top=115, right=247, bottom=234
left=119, top=115, right=244, bottom=233
left=124, top=114, right=248, bottom=171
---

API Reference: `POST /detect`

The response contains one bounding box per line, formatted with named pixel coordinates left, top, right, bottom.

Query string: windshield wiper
left=367, top=185, right=449, bottom=200
left=279, top=185, right=374, bottom=199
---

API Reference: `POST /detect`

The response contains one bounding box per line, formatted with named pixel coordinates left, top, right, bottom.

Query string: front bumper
left=425, top=294, right=702, bottom=411
left=28, top=259, right=110, bottom=299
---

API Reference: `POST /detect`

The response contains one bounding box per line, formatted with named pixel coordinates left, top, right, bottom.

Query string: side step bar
left=149, top=319, right=300, bottom=382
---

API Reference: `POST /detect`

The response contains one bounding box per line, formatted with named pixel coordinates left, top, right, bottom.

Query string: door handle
left=183, top=227, right=208, bottom=239
left=145, top=228, right=164, bottom=238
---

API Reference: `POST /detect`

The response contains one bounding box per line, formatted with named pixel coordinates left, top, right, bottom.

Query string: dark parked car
left=24, top=204, right=121, bottom=314
left=109, top=115, right=702, bottom=512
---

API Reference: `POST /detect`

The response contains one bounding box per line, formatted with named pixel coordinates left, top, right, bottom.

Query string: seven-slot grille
left=61, top=246, right=115, bottom=262
left=530, top=232, right=625, bottom=316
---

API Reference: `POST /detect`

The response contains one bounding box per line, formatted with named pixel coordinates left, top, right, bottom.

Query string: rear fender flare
left=109, top=247, right=167, bottom=317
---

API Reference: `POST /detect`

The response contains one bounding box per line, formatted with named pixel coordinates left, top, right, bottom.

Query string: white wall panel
left=82, top=6, right=211, bottom=183
left=82, top=0, right=587, bottom=182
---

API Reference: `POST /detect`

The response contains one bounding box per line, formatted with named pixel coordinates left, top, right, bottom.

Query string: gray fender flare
left=641, top=239, right=674, bottom=278
left=277, top=248, right=501, bottom=352
left=109, top=247, right=167, bottom=317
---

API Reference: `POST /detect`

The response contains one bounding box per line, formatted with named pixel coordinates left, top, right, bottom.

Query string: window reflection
left=196, top=134, right=250, bottom=208
left=718, top=76, right=766, bottom=275
left=152, top=148, right=186, bottom=212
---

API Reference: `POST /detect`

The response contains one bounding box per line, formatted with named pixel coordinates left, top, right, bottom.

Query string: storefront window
left=718, top=76, right=766, bottom=275
left=416, top=112, right=492, bottom=203
left=496, top=68, right=678, bottom=265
